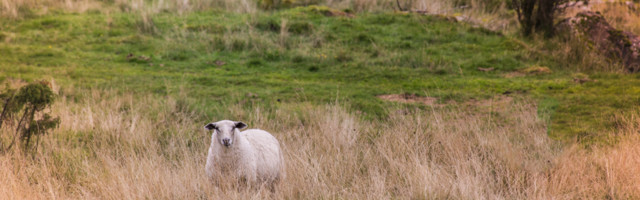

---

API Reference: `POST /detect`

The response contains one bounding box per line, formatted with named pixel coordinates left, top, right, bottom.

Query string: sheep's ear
left=234, top=121, right=247, bottom=129
left=204, top=123, right=217, bottom=131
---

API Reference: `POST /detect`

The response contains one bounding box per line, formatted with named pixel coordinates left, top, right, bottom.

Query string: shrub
left=0, top=81, right=59, bottom=152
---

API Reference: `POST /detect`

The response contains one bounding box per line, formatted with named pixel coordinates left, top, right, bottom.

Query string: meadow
left=1, top=0, right=640, bottom=198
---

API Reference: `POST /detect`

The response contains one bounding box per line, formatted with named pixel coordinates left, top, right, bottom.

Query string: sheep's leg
left=267, top=182, right=276, bottom=193
left=236, top=176, right=249, bottom=192
left=209, top=176, right=221, bottom=188
left=268, top=174, right=280, bottom=193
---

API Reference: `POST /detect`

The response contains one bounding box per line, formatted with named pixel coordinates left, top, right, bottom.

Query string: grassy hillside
left=1, top=6, right=638, bottom=142
left=2, top=4, right=640, bottom=198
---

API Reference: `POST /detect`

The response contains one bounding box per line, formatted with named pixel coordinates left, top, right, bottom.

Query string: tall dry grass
left=1, top=87, right=639, bottom=198
left=547, top=114, right=640, bottom=199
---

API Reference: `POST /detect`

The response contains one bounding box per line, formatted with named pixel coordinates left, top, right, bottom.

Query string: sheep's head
left=204, top=120, right=247, bottom=147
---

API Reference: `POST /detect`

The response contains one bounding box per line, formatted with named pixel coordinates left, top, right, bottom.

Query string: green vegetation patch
left=0, top=7, right=638, bottom=143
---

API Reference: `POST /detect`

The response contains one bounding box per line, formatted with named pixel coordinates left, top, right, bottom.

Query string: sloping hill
left=1, top=6, right=638, bottom=142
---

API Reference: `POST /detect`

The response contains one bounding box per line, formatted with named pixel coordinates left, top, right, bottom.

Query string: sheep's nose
left=222, top=138, right=231, bottom=146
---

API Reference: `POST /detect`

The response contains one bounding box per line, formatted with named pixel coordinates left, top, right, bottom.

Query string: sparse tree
left=512, top=0, right=569, bottom=37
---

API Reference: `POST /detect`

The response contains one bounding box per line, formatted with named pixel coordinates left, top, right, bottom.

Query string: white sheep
left=204, top=120, right=284, bottom=190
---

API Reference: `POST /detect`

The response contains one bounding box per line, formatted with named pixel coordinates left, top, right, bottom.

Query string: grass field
left=1, top=2, right=640, bottom=198
left=2, top=6, right=639, bottom=141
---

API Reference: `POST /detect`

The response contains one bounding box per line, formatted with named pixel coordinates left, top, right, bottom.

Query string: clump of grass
left=545, top=33, right=623, bottom=73
left=136, top=11, right=157, bottom=34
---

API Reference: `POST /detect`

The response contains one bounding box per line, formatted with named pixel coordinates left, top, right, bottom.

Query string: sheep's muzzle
left=222, top=138, right=231, bottom=147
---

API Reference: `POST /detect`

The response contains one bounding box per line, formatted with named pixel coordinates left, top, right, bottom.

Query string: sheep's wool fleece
left=206, top=128, right=284, bottom=184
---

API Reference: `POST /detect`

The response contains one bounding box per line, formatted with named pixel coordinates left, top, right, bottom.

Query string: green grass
left=0, top=6, right=638, bottom=143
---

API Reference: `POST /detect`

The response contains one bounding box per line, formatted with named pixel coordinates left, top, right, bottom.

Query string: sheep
left=204, top=120, right=284, bottom=190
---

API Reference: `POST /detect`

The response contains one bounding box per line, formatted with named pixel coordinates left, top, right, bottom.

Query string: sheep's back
left=241, top=129, right=283, bottom=181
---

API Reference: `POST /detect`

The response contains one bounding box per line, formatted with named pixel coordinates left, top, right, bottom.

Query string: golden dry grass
left=0, top=88, right=639, bottom=199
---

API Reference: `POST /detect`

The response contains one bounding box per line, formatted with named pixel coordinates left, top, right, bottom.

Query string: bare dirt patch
left=377, top=94, right=438, bottom=105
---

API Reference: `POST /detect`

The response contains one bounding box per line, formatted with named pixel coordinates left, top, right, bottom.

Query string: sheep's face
left=204, top=120, right=247, bottom=148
